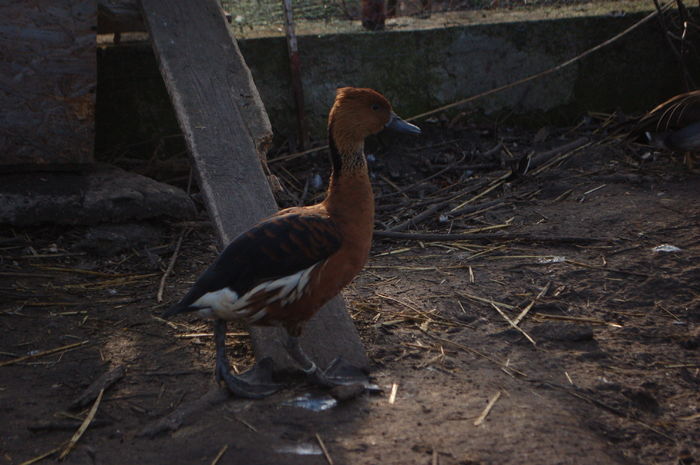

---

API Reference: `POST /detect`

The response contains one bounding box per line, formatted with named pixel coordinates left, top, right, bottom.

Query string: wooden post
left=282, top=0, right=309, bottom=149
left=139, top=0, right=368, bottom=372
left=361, top=0, right=386, bottom=30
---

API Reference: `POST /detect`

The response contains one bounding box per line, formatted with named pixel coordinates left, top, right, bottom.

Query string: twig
left=490, top=303, right=536, bottom=346
left=157, top=228, right=189, bottom=303
left=407, top=4, right=672, bottom=122
left=59, top=388, right=104, bottom=460
left=0, top=340, right=89, bottom=367
left=526, top=138, right=590, bottom=172
left=473, top=391, right=502, bottom=426
left=210, top=445, right=229, bottom=465
left=316, top=433, right=334, bottom=465
left=530, top=141, right=595, bottom=176
left=378, top=173, right=409, bottom=199
left=389, top=203, right=444, bottom=232
left=139, top=387, right=231, bottom=437
left=71, top=365, right=125, bottom=409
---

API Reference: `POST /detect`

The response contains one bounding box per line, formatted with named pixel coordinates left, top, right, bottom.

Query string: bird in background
left=164, top=87, right=421, bottom=398
left=632, top=89, right=700, bottom=169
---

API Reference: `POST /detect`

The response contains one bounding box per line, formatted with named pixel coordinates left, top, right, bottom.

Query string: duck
left=632, top=90, right=700, bottom=168
left=164, top=87, right=421, bottom=398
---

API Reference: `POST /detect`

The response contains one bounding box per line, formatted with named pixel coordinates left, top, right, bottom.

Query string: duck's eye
left=371, top=103, right=380, bottom=111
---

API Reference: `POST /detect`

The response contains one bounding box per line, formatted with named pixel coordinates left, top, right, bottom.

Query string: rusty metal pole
left=282, top=0, right=309, bottom=149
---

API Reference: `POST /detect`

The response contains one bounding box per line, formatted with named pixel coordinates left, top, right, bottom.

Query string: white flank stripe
left=231, top=263, right=318, bottom=313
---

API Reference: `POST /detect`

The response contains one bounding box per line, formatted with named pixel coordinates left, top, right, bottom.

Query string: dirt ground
left=1, top=117, right=699, bottom=465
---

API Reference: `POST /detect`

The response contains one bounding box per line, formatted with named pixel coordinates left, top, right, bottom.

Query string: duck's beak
left=385, top=112, right=421, bottom=135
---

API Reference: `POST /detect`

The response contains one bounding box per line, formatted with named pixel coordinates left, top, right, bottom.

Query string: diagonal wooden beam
left=139, top=0, right=368, bottom=371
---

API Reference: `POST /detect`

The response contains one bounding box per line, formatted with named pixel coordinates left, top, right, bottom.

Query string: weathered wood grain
left=140, top=0, right=368, bottom=372
left=0, top=0, right=96, bottom=166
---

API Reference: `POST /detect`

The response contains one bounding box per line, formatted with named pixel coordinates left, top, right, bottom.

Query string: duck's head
left=329, top=87, right=420, bottom=155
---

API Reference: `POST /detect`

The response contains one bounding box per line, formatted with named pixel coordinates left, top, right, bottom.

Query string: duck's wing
left=164, top=212, right=341, bottom=318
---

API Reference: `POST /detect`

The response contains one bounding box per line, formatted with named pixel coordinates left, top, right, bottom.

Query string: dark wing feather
left=164, top=212, right=342, bottom=317
left=639, top=90, right=700, bottom=132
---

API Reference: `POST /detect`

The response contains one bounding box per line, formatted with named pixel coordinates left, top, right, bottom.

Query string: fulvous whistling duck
left=164, top=87, right=420, bottom=398
left=634, top=90, right=700, bottom=168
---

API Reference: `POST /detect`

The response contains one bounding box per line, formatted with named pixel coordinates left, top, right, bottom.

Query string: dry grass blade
left=565, top=259, right=649, bottom=278
left=513, top=282, right=551, bottom=326
left=388, top=383, right=399, bottom=404
left=474, top=391, right=502, bottom=426
left=62, top=274, right=160, bottom=290
left=490, top=302, right=536, bottom=346
left=450, top=172, right=512, bottom=212
left=526, top=138, right=589, bottom=172
left=376, top=293, right=470, bottom=329
left=457, top=291, right=515, bottom=310
left=59, top=388, right=104, bottom=460
left=157, top=228, right=189, bottom=303
left=534, top=313, right=622, bottom=327
left=316, top=433, right=334, bottom=465
left=427, top=333, right=527, bottom=377
left=210, top=445, right=229, bottom=465
left=34, top=266, right=132, bottom=277
left=176, top=332, right=248, bottom=338
left=0, top=340, right=89, bottom=367
left=227, top=415, right=258, bottom=432
left=18, top=447, right=63, bottom=465
left=267, top=144, right=328, bottom=164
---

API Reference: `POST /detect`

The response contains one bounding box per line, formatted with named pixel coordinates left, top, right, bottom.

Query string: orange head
left=328, top=87, right=420, bottom=155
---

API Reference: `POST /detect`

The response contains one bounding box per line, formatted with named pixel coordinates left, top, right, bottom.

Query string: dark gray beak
left=385, top=112, right=421, bottom=135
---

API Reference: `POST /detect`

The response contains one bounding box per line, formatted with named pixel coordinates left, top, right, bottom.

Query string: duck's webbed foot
left=214, top=320, right=281, bottom=398
left=284, top=336, right=370, bottom=388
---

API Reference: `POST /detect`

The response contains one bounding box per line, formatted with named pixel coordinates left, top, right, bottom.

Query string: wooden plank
left=140, top=0, right=368, bottom=371
left=98, top=0, right=146, bottom=34
left=0, top=0, right=96, bottom=167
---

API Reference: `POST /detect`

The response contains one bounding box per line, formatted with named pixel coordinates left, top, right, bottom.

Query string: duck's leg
left=214, top=319, right=281, bottom=398
left=284, top=335, right=369, bottom=388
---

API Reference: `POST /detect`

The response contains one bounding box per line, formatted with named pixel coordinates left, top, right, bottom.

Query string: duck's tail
left=162, top=301, right=199, bottom=319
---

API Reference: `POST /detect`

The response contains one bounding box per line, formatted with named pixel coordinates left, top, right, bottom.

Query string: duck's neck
left=323, top=133, right=374, bottom=228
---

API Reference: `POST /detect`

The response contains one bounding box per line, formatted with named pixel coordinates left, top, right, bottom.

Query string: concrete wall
left=96, top=11, right=697, bottom=157
left=2, top=0, right=96, bottom=167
